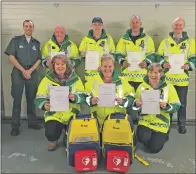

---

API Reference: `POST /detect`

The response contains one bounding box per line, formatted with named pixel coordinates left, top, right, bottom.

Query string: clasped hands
left=22, top=69, right=32, bottom=79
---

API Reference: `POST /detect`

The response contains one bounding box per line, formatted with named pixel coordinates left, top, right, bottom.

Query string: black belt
left=22, top=65, right=33, bottom=70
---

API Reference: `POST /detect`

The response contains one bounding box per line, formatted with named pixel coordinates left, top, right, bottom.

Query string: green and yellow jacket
left=79, top=29, right=116, bottom=81
left=85, top=71, right=135, bottom=125
left=41, top=35, right=81, bottom=69
left=116, top=28, right=156, bottom=82
left=35, top=70, right=86, bottom=124
left=156, top=31, right=196, bottom=86
left=134, top=75, right=181, bottom=133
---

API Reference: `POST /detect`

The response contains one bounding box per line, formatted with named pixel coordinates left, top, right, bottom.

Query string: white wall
left=1, top=2, right=195, bottom=119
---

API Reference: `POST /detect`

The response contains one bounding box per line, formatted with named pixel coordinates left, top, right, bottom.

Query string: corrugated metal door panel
left=1, top=2, right=195, bottom=120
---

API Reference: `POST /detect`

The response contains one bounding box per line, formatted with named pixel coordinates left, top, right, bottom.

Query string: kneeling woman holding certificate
left=85, top=54, right=135, bottom=125
left=133, top=63, right=181, bottom=153
left=35, top=54, right=86, bottom=151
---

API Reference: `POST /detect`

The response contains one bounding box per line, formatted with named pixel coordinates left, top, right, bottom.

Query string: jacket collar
left=99, top=70, right=122, bottom=86
left=143, top=75, right=167, bottom=89
left=169, top=31, right=189, bottom=43
left=87, top=29, right=108, bottom=40
left=122, top=28, right=146, bottom=41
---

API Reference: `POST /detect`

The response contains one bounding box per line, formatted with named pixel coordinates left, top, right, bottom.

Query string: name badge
left=32, top=45, right=36, bottom=50
left=19, top=45, right=23, bottom=48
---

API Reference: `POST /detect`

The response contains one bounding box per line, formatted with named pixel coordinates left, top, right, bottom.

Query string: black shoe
left=28, top=124, right=42, bottom=130
left=11, top=128, right=19, bottom=136
left=178, top=126, right=187, bottom=134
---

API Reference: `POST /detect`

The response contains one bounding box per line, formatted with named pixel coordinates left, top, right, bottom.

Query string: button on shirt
left=5, top=35, right=42, bottom=66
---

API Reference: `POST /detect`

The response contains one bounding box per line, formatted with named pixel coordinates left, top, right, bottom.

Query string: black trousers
left=170, top=86, right=188, bottom=126
left=45, top=120, right=66, bottom=142
left=136, top=125, right=168, bottom=153
left=11, top=67, right=38, bottom=128
left=127, top=81, right=142, bottom=123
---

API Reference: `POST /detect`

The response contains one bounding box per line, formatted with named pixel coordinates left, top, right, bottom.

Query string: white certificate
left=169, top=54, right=184, bottom=74
left=141, top=89, right=160, bottom=114
left=127, top=52, right=143, bottom=71
left=49, top=86, right=69, bottom=111
left=50, top=52, right=65, bottom=60
left=85, top=51, right=100, bottom=70
left=98, top=83, right=116, bottom=107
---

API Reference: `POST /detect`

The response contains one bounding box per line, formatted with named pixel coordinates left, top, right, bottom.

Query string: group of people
left=4, top=15, right=195, bottom=154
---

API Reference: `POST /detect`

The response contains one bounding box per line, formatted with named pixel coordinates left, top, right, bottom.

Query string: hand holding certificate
left=141, top=89, right=160, bottom=114
left=169, top=54, right=184, bottom=74
left=49, top=86, right=69, bottom=111
left=85, top=51, right=100, bottom=70
left=127, top=52, right=143, bottom=71
left=98, top=83, right=116, bottom=107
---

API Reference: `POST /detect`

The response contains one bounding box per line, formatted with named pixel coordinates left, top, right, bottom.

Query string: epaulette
left=32, top=37, right=40, bottom=44
left=12, top=35, right=22, bottom=40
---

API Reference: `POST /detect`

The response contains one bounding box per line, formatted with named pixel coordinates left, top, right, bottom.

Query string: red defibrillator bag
left=74, top=150, right=98, bottom=172
left=106, top=150, right=130, bottom=173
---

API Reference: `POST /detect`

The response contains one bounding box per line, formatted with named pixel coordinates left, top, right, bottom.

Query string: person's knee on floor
left=136, top=125, right=152, bottom=145
left=45, top=120, right=64, bottom=151
left=146, top=131, right=167, bottom=154
left=147, top=142, right=164, bottom=154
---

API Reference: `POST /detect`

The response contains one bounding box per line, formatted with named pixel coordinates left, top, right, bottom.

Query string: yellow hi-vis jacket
left=85, top=71, right=135, bottom=125
left=116, top=28, right=155, bottom=82
left=156, top=31, right=196, bottom=86
left=35, top=71, right=86, bottom=124
left=79, top=29, right=115, bottom=81
left=41, top=35, right=81, bottom=69
left=133, top=76, right=181, bottom=133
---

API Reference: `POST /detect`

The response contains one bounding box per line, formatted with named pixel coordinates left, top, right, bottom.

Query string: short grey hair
left=101, top=53, right=115, bottom=65
left=147, top=63, right=164, bottom=76
left=130, top=15, right=142, bottom=23
left=172, top=17, right=185, bottom=27
left=51, top=54, right=73, bottom=79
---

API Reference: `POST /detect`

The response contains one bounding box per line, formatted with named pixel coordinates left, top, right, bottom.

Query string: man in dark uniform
left=5, top=20, right=42, bottom=136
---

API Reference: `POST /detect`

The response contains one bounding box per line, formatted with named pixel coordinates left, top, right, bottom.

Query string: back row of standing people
left=4, top=15, right=195, bottom=136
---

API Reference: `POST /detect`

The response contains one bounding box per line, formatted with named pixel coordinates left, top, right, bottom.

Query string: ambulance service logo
left=113, top=157, right=121, bottom=166
left=82, top=157, right=90, bottom=166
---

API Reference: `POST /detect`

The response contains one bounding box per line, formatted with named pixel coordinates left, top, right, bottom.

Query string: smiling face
left=23, top=21, right=34, bottom=36
left=54, top=26, right=66, bottom=44
left=101, top=59, right=114, bottom=78
left=53, top=58, right=66, bottom=76
left=172, top=18, right=185, bottom=35
left=148, top=67, right=162, bottom=85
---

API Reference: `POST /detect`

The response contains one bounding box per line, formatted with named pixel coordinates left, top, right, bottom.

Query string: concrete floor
left=1, top=122, right=196, bottom=173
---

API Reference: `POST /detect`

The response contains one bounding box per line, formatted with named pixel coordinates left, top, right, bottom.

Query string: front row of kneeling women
left=35, top=53, right=181, bottom=153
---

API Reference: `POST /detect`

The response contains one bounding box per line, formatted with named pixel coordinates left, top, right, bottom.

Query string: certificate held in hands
left=127, top=52, right=143, bottom=71
left=169, top=54, right=184, bottom=74
left=98, top=83, right=116, bottom=107
left=49, top=86, right=69, bottom=111
left=85, top=51, right=100, bottom=70
left=141, top=89, right=160, bottom=114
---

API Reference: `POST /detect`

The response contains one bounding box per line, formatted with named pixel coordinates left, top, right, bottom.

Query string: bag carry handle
left=72, top=111, right=97, bottom=120
left=108, top=112, right=128, bottom=120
